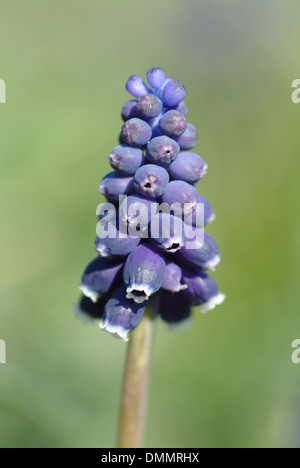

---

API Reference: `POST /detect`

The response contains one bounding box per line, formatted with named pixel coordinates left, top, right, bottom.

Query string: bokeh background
left=0, top=0, right=299, bottom=448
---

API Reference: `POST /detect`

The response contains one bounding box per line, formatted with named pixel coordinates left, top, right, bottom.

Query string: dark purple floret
left=76, top=295, right=107, bottom=322
left=161, top=261, right=187, bottom=293
left=123, top=244, right=166, bottom=303
left=181, top=267, right=225, bottom=313
left=176, top=228, right=221, bottom=271
left=159, top=291, right=192, bottom=330
left=101, top=284, right=146, bottom=341
left=96, top=221, right=141, bottom=259
left=80, top=257, right=124, bottom=303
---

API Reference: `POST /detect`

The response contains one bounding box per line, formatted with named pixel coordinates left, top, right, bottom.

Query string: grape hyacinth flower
left=77, top=67, right=225, bottom=448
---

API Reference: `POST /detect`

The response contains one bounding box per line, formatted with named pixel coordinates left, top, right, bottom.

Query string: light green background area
left=0, top=0, right=299, bottom=448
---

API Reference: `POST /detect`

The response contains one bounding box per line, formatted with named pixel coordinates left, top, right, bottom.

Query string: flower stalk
left=117, top=306, right=157, bottom=448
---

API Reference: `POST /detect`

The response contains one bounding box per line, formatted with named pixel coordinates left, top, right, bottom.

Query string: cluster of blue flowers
left=77, top=68, right=225, bottom=341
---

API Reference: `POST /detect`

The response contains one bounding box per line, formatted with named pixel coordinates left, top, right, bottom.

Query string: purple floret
left=162, top=79, right=187, bottom=107
left=175, top=123, right=198, bottom=150
left=133, top=164, right=169, bottom=199
left=168, top=152, right=208, bottom=184
left=101, top=284, right=146, bottom=341
left=108, top=145, right=145, bottom=176
left=99, top=172, right=134, bottom=202
left=123, top=244, right=166, bottom=304
left=146, top=135, right=180, bottom=167
left=121, top=118, right=152, bottom=147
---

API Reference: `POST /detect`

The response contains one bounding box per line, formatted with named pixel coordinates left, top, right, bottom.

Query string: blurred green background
left=0, top=0, right=299, bottom=448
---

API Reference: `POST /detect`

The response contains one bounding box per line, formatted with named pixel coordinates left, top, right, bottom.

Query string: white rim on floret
left=79, top=284, right=99, bottom=304
left=99, top=321, right=129, bottom=342
left=126, top=283, right=154, bottom=304
left=201, top=293, right=226, bottom=314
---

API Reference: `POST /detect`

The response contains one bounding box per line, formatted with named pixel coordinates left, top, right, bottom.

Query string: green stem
left=117, top=306, right=157, bottom=448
